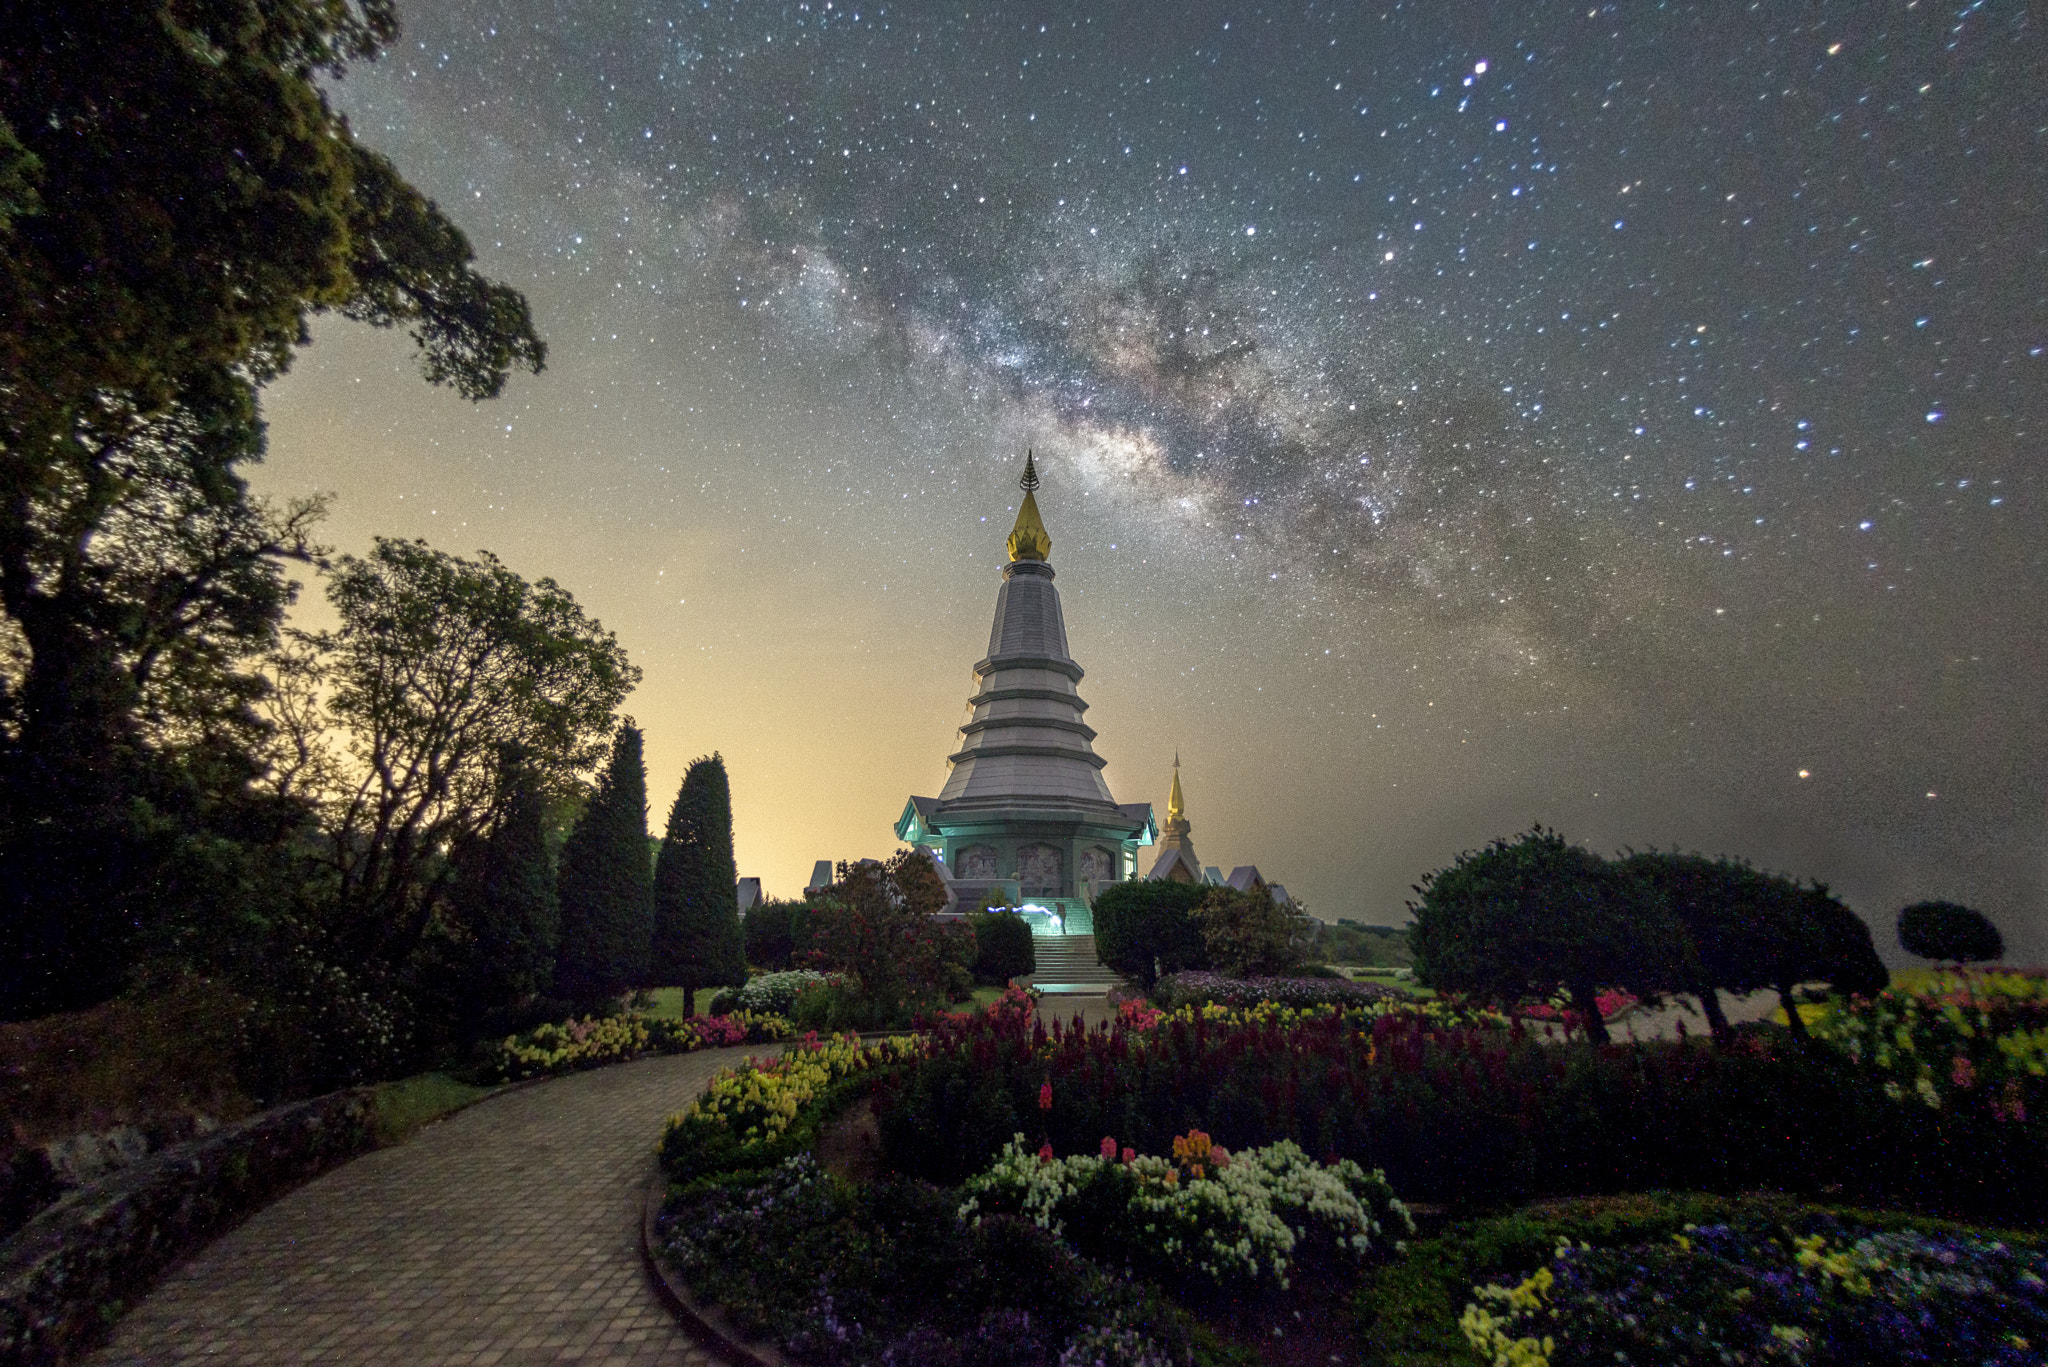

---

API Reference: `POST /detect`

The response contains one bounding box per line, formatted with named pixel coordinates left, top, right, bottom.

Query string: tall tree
left=555, top=723, right=654, bottom=1011
left=272, top=539, right=637, bottom=976
left=448, top=746, right=560, bottom=1034
left=652, top=753, right=745, bottom=1016
left=1410, top=827, right=1694, bottom=1046
left=0, top=0, right=544, bottom=1018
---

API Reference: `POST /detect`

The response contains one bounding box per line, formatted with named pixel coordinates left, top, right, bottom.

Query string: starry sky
left=260, top=0, right=2046, bottom=958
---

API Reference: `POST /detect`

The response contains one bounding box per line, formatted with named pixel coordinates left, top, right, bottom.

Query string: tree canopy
left=1410, top=828, right=1694, bottom=1045
left=0, top=0, right=545, bottom=1019
left=274, top=539, right=638, bottom=973
left=1897, top=900, right=2003, bottom=966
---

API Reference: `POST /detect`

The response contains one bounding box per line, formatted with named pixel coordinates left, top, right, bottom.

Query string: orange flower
left=1039, top=1080, right=1054, bottom=1110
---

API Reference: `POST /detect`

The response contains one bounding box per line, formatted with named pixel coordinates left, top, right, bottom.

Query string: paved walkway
left=89, top=1048, right=769, bottom=1367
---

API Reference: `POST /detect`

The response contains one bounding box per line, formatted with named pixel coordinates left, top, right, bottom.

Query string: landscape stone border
left=0, top=1088, right=378, bottom=1367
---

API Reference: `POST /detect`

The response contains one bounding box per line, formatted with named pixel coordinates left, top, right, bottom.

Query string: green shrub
left=966, top=911, right=1035, bottom=985
left=1090, top=880, right=1209, bottom=986
left=1192, top=886, right=1310, bottom=978
left=740, top=899, right=796, bottom=969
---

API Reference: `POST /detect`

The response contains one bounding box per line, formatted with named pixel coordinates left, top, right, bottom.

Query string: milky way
left=269, top=0, right=2045, bottom=952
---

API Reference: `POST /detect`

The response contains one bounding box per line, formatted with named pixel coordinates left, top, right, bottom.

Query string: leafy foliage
left=1191, top=885, right=1311, bottom=978
left=445, top=747, right=560, bottom=1037
left=273, top=539, right=636, bottom=977
left=1897, top=900, right=2004, bottom=965
left=554, top=723, right=655, bottom=1011
left=1410, top=828, right=1694, bottom=1045
left=1089, top=879, right=1209, bottom=986
left=966, top=910, right=1035, bottom=985
left=652, top=754, right=746, bottom=1014
left=741, top=897, right=800, bottom=969
left=798, top=851, right=963, bottom=1025
left=0, top=0, right=542, bottom=1019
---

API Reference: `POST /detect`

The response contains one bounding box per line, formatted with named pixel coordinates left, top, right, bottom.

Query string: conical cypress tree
left=451, top=747, right=560, bottom=1032
left=653, top=753, right=746, bottom=1016
left=554, top=722, right=653, bottom=1011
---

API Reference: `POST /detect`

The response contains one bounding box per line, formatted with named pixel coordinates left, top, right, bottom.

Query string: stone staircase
left=1018, top=897, right=1093, bottom=937
left=1024, top=933, right=1122, bottom=994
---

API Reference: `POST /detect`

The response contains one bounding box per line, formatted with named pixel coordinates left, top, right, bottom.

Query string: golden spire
left=1167, top=753, right=1185, bottom=825
left=1006, top=449, right=1052, bottom=562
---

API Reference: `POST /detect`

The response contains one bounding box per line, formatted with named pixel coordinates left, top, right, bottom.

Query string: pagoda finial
left=1167, top=756, right=1186, bottom=825
left=1006, top=449, right=1052, bottom=562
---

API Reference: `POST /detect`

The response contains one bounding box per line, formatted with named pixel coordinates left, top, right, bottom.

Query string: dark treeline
left=0, top=2, right=742, bottom=1098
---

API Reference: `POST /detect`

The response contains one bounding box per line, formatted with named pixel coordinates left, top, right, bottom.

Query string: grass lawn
left=368, top=1072, right=493, bottom=1145
left=1348, top=967, right=1435, bottom=998
left=641, top=987, right=697, bottom=1020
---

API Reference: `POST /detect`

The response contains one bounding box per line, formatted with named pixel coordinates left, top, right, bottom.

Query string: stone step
left=1024, top=933, right=1122, bottom=992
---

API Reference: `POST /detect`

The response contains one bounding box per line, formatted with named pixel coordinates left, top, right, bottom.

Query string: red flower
left=1099, top=1135, right=1118, bottom=1159
left=1039, top=1080, right=1053, bottom=1111
left=1037, top=1142, right=1055, bottom=1163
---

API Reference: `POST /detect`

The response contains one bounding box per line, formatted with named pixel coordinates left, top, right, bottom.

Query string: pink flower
left=1952, top=1055, right=1977, bottom=1090
left=1210, top=1146, right=1231, bottom=1169
left=1099, top=1136, right=1118, bottom=1160
left=1037, top=1142, right=1055, bottom=1163
left=1039, top=1080, right=1054, bottom=1111
left=1121, top=1147, right=1136, bottom=1164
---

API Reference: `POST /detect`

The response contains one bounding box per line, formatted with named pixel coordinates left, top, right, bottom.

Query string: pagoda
left=896, top=453, right=1155, bottom=929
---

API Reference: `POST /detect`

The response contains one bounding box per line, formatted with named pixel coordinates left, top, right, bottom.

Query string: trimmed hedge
left=1089, top=880, right=1208, bottom=985
left=0, top=1089, right=377, bottom=1367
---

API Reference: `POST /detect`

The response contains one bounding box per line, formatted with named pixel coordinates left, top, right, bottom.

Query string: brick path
left=89, top=1048, right=767, bottom=1367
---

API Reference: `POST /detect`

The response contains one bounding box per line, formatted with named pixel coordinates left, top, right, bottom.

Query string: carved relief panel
left=1015, top=844, right=1064, bottom=897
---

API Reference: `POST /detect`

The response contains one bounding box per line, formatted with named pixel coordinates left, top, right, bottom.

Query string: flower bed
left=1152, top=969, right=1409, bottom=1010
left=959, top=1130, right=1411, bottom=1291
left=1459, top=1211, right=2048, bottom=1366
left=655, top=1156, right=1191, bottom=1366
left=484, top=1009, right=793, bottom=1082
left=658, top=1032, right=922, bottom=1183
left=1809, top=968, right=2048, bottom=1120
left=871, top=995, right=2048, bottom=1220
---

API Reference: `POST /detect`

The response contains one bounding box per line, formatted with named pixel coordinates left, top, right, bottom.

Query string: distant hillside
left=1311, top=919, right=1412, bottom=967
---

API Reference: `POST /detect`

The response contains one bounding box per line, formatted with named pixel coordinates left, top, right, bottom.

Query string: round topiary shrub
left=1897, top=900, right=2003, bottom=964
left=967, top=910, right=1035, bottom=985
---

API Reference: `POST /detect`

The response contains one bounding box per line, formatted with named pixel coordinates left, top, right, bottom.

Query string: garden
left=637, top=836, right=2041, bottom=1366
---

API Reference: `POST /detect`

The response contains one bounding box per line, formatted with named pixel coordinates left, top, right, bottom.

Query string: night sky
left=260, top=1, right=2046, bottom=957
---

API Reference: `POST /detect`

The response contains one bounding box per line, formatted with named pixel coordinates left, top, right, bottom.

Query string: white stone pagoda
left=896, top=453, right=1155, bottom=933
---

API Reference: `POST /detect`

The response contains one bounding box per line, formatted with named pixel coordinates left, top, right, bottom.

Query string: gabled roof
left=1203, top=866, right=1224, bottom=886
left=896, top=795, right=942, bottom=843
left=806, top=860, right=836, bottom=894
left=1117, top=802, right=1159, bottom=844
left=1146, top=846, right=1205, bottom=883
left=1226, top=866, right=1265, bottom=891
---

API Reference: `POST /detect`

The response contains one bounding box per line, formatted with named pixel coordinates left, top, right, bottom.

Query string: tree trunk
left=1695, top=986, right=1731, bottom=1042
left=1777, top=984, right=1809, bottom=1038
left=1570, top=981, right=1611, bottom=1046
left=682, top=984, right=696, bottom=1019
